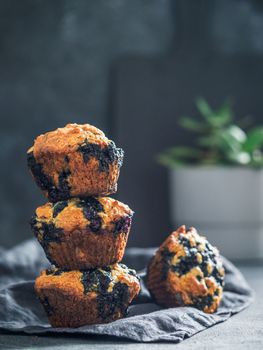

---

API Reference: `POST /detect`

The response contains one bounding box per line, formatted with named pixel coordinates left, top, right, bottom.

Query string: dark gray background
left=0, top=0, right=263, bottom=247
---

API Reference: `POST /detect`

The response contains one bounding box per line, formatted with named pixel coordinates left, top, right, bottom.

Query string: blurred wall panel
left=0, top=0, right=173, bottom=247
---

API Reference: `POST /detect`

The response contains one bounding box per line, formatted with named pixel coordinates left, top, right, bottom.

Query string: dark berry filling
left=30, top=216, right=61, bottom=243
left=53, top=201, right=68, bottom=218
left=77, top=197, right=104, bottom=233
left=192, top=294, right=214, bottom=311
left=81, top=269, right=112, bottom=294
left=27, top=151, right=71, bottom=202
left=161, top=234, right=224, bottom=287
left=178, top=235, right=193, bottom=249
left=27, top=151, right=53, bottom=191
left=30, top=215, right=63, bottom=264
left=170, top=248, right=199, bottom=275
left=160, top=248, right=177, bottom=280
left=214, top=288, right=220, bottom=296
left=203, top=243, right=224, bottom=286
left=81, top=265, right=137, bottom=320
left=89, top=217, right=102, bottom=232
left=97, top=282, right=129, bottom=320
left=41, top=222, right=62, bottom=243
left=56, top=170, right=71, bottom=200
left=113, top=215, right=132, bottom=235
left=119, top=264, right=138, bottom=278
left=80, top=197, right=104, bottom=213
left=78, top=140, right=124, bottom=172
left=46, top=267, right=66, bottom=276
left=47, top=169, right=71, bottom=202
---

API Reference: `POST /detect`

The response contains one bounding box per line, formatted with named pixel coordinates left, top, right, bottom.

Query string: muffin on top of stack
left=27, top=123, right=140, bottom=328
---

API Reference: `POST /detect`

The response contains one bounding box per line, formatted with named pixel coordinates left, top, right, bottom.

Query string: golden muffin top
left=36, top=263, right=140, bottom=296
left=31, top=196, right=133, bottom=235
left=27, top=123, right=111, bottom=155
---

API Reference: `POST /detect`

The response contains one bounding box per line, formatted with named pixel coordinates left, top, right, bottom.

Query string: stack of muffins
left=27, top=123, right=140, bottom=328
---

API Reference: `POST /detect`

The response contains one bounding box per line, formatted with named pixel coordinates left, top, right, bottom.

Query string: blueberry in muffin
left=147, top=225, right=225, bottom=313
left=35, top=264, right=140, bottom=327
left=27, top=123, right=124, bottom=202
left=30, top=196, right=133, bottom=269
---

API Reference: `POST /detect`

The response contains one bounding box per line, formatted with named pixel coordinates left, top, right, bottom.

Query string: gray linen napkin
left=0, top=240, right=253, bottom=342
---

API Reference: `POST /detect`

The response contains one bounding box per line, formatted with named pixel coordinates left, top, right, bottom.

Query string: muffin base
left=35, top=267, right=140, bottom=328
left=37, top=287, right=129, bottom=327
left=27, top=142, right=123, bottom=202
left=38, top=228, right=130, bottom=269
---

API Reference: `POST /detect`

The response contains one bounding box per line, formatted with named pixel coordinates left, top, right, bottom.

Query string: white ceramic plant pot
left=170, top=167, right=263, bottom=260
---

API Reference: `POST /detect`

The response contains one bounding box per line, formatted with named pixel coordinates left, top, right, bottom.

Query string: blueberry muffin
left=35, top=264, right=140, bottom=328
left=27, top=123, right=124, bottom=202
left=147, top=225, right=224, bottom=313
left=30, top=196, right=133, bottom=269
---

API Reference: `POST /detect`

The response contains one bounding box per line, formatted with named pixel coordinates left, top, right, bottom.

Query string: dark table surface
left=0, top=263, right=262, bottom=350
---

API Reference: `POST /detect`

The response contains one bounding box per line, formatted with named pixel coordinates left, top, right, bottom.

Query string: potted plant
left=158, top=98, right=263, bottom=260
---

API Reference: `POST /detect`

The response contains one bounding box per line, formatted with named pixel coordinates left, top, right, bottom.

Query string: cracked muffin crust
left=30, top=196, right=133, bottom=269
left=35, top=263, right=140, bottom=328
left=27, top=123, right=124, bottom=201
left=147, top=225, right=225, bottom=313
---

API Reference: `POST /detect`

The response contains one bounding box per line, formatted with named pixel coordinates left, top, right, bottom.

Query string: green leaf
left=219, top=125, right=246, bottom=153
left=214, top=101, right=233, bottom=126
left=156, top=97, right=263, bottom=168
left=217, top=125, right=251, bottom=166
left=243, top=127, right=263, bottom=153
left=227, top=151, right=251, bottom=165
left=179, top=116, right=206, bottom=132
left=196, top=98, right=213, bottom=120
left=197, top=135, right=220, bottom=148
left=196, top=98, right=233, bottom=128
left=226, top=125, right=247, bottom=143
left=250, top=150, right=263, bottom=167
